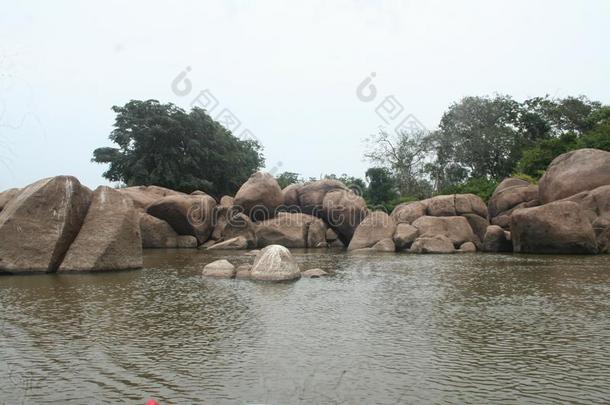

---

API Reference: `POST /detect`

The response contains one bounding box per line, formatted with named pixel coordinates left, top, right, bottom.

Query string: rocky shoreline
left=0, top=148, right=609, bottom=277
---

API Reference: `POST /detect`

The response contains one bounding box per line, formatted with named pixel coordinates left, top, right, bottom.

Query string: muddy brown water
left=1, top=249, right=609, bottom=404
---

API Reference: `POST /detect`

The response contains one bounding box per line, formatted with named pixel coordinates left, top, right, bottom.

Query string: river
left=1, top=249, right=609, bottom=404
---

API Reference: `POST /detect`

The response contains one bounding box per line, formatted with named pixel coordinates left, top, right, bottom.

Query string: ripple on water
left=1, top=250, right=609, bottom=404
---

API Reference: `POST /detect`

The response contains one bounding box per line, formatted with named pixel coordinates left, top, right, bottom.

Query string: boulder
left=147, top=194, right=216, bottom=244
left=511, top=201, right=598, bottom=254
left=118, top=185, right=185, bottom=211
left=0, top=188, right=21, bottom=212
left=235, top=264, right=252, bottom=279
left=563, top=185, right=610, bottom=224
left=411, top=216, right=477, bottom=248
left=424, top=195, right=456, bottom=216
left=348, top=211, right=396, bottom=250
left=297, top=179, right=348, bottom=216
left=393, top=223, right=419, bottom=250
left=410, top=235, right=455, bottom=254
left=59, top=186, right=142, bottom=272
left=302, top=268, right=329, bottom=278
left=322, top=189, right=368, bottom=244
left=210, top=196, right=234, bottom=240
left=220, top=195, right=234, bottom=207
left=255, top=212, right=327, bottom=248
left=488, top=184, right=539, bottom=219
left=539, top=149, right=610, bottom=204
left=0, top=176, right=92, bottom=274
left=462, top=213, right=490, bottom=243
left=458, top=242, right=477, bottom=252
left=221, top=212, right=257, bottom=247
left=494, top=177, right=530, bottom=195
left=325, top=228, right=339, bottom=242
left=482, top=225, right=513, bottom=253
left=372, top=238, right=396, bottom=252
left=206, top=236, right=249, bottom=250
left=139, top=213, right=197, bottom=248
left=390, top=201, right=426, bottom=224
left=282, top=183, right=302, bottom=210
left=455, top=194, right=488, bottom=218
left=202, top=259, right=235, bottom=278
left=250, top=245, right=301, bottom=281
left=234, top=171, right=283, bottom=221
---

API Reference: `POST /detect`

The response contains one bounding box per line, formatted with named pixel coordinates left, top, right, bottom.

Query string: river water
left=1, top=249, right=609, bottom=404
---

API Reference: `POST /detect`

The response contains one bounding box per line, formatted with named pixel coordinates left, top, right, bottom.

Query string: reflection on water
left=1, top=249, right=610, bottom=404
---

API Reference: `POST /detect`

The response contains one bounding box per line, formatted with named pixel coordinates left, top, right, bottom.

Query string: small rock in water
left=250, top=245, right=300, bottom=281
left=301, top=268, right=328, bottom=278
left=235, top=264, right=252, bottom=279
left=202, top=259, right=236, bottom=278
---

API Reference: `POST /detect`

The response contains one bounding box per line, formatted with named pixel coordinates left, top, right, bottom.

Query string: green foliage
left=92, top=100, right=264, bottom=196
left=275, top=171, right=301, bottom=189
left=439, top=177, right=499, bottom=203
left=516, top=133, right=579, bottom=179
left=511, top=172, right=539, bottom=185
left=365, top=167, right=396, bottom=206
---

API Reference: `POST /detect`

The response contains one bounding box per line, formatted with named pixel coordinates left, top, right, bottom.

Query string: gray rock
left=250, top=245, right=301, bottom=281
left=202, top=259, right=236, bottom=278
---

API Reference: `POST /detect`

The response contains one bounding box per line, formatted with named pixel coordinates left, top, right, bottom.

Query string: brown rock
left=488, top=184, right=539, bottom=219
left=202, top=259, right=235, bottom=278
left=255, top=212, right=327, bottom=248
left=410, top=235, right=455, bottom=253
left=282, top=183, right=302, bottom=210
left=234, top=171, right=283, bottom=221
left=482, top=225, right=513, bottom=252
left=206, top=236, right=249, bottom=250
left=147, top=194, right=216, bottom=244
left=511, top=201, right=598, bottom=254
left=297, top=179, right=348, bottom=216
left=235, top=264, right=252, bottom=279
left=390, top=201, right=426, bottom=224
left=59, top=186, right=142, bottom=271
left=462, top=213, right=490, bottom=243
left=322, top=189, right=368, bottom=245
left=372, top=238, right=396, bottom=252
left=348, top=211, right=396, bottom=250
left=458, top=241, right=477, bottom=252
left=412, top=216, right=477, bottom=248
left=424, top=195, right=456, bottom=216
left=0, top=176, right=92, bottom=274
left=221, top=212, right=256, bottom=247
left=301, top=268, right=329, bottom=278
left=139, top=213, right=197, bottom=248
left=118, top=185, right=185, bottom=211
left=0, top=188, right=21, bottom=212
left=455, top=194, right=488, bottom=218
left=539, top=148, right=610, bottom=204
left=393, top=223, right=419, bottom=250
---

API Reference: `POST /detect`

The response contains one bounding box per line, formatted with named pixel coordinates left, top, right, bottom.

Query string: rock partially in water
left=372, top=238, right=396, bottom=252
left=207, top=236, right=249, bottom=250
left=140, top=213, right=197, bottom=248
left=302, top=268, right=329, bottom=278
left=0, top=176, right=92, bottom=274
left=458, top=241, right=477, bottom=253
left=255, top=212, right=327, bottom=248
left=59, top=186, right=142, bottom=272
left=250, top=245, right=301, bottom=281
left=322, top=189, right=368, bottom=245
left=235, top=264, right=252, bottom=279
left=412, top=216, right=477, bottom=248
left=202, top=259, right=236, bottom=278
left=220, top=212, right=256, bottom=248
left=511, top=201, right=598, bottom=254
left=348, top=211, right=396, bottom=250
left=482, top=225, right=513, bottom=253
left=147, top=193, right=216, bottom=244
left=393, top=223, right=419, bottom=250
left=410, top=235, right=455, bottom=254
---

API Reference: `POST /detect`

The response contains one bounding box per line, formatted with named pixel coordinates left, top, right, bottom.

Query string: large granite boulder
left=234, top=171, right=283, bottom=221
left=139, top=213, right=197, bottom=248
left=539, top=148, right=610, bottom=204
left=411, top=216, right=477, bottom=248
left=118, top=185, right=185, bottom=211
left=390, top=201, right=426, bottom=224
left=424, top=195, right=456, bottom=216
left=0, top=176, right=92, bottom=274
left=59, top=186, right=142, bottom=272
left=0, top=188, right=21, bottom=212
left=147, top=194, right=216, bottom=244
left=210, top=195, right=235, bottom=240
left=250, top=245, right=301, bottom=281
left=348, top=211, right=396, bottom=250
left=322, top=189, right=368, bottom=245
left=255, top=212, right=327, bottom=248
left=488, top=178, right=539, bottom=229
left=455, top=194, right=488, bottom=218
left=393, top=223, right=419, bottom=250
left=511, top=201, right=598, bottom=254
left=562, top=185, right=610, bottom=252
left=482, top=225, right=513, bottom=253
left=462, top=213, right=490, bottom=243
left=282, top=183, right=302, bottom=210
left=220, top=212, right=257, bottom=248
left=410, top=235, right=455, bottom=254
left=297, top=179, right=348, bottom=216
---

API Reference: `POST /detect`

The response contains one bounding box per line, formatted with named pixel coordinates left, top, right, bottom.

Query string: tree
left=365, top=167, right=396, bottom=206
left=364, top=128, right=431, bottom=197
left=275, top=171, right=301, bottom=189
left=92, top=100, right=264, bottom=196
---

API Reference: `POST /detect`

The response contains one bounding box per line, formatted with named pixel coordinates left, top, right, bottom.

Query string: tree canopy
left=92, top=100, right=264, bottom=196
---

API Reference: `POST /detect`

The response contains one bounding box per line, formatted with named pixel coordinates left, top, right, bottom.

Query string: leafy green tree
left=438, top=177, right=499, bottom=203
left=516, top=133, right=579, bottom=178
left=92, top=100, right=264, bottom=196
left=275, top=172, right=301, bottom=189
left=365, top=167, right=396, bottom=206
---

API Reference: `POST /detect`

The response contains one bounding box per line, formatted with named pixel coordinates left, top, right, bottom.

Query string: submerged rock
left=301, top=268, right=329, bottom=278
left=250, top=245, right=301, bottom=281
left=59, top=186, right=142, bottom=272
left=202, top=259, right=236, bottom=278
left=0, top=176, right=92, bottom=274
left=410, top=235, right=455, bottom=254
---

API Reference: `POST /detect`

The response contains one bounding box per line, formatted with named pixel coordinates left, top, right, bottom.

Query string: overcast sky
left=1, top=0, right=609, bottom=190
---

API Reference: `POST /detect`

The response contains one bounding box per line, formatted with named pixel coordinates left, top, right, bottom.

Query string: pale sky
left=1, top=0, right=609, bottom=190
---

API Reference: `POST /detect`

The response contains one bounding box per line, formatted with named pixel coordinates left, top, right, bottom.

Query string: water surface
left=1, top=249, right=609, bottom=404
